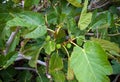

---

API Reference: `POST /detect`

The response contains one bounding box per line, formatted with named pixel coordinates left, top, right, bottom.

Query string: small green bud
left=67, top=43, right=71, bottom=49
left=56, top=44, right=61, bottom=49
left=45, top=35, right=51, bottom=41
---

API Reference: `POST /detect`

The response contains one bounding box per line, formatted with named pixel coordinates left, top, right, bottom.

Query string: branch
left=15, top=67, right=37, bottom=73
left=108, top=33, right=120, bottom=37
left=112, top=74, right=120, bottom=82
left=16, top=52, right=46, bottom=66
left=85, top=33, right=120, bottom=37
left=45, top=55, right=52, bottom=80
left=4, top=27, right=20, bottom=55
left=33, top=4, right=44, bottom=12
left=88, top=0, right=110, bottom=11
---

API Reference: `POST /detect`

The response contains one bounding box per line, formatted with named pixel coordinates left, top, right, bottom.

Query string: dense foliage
left=0, top=0, right=120, bottom=82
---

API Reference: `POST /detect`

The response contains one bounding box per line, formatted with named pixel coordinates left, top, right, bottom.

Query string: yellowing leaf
left=28, top=47, right=42, bottom=67
left=67, top=0, right=82, bottom=7
left=78, top=0, right=92, bottom=30
left=70, top=41, right=112, bottom=82
left=49, top=53, right=63, bottom=72
left=67, top=58, right=74, bottom=80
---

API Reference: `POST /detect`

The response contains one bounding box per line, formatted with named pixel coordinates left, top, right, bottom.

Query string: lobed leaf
left=91, top=38, right=120, bottom=56
left=70, top=41, right=112, bottom=82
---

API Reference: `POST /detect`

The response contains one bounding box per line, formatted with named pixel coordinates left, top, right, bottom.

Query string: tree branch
left=16, top=52, right=46, bottom=66
left=15, top=67, right=37, bottom=73
left=85, top=33, right=120, bottom=37
left=4, top=27, right=20, bottom=55
left=112, top=74, right=120, bottom=82
left=88, top=0, right=110, bottom=11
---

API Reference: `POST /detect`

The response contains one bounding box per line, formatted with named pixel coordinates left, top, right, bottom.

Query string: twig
left=85, top=33, right=120, bottom=37
left=15, top=67, right=37, bottom=73
left=4, top=27, right=20, bottom=55
left=62, top=45, right=70, bottom=57
left=70, top=41, right=79, bottom=47
left=16, top=52, right=46, bottom=66
left=108, top=33, right=120, bottom=37
left=33, top=4, right=44, bottom=12
left=33, top=0, right=48, bottom=12
left=47, top=28, right=55, bottom=33
left=45, top=55, right=52, bottom=81
left=96, top=28, right=99, bottom=38
left=112, top=74, right=120, bottom=82
left=88, top=0, right=110, bottom=11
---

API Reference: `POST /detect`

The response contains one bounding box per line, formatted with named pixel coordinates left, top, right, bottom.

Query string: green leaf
left=24, top=25, right=47, bottom=39
left=0, top=12, right=12, bottom=22
left=7, top=11, right=45, bottom=30
left=44, top=41, right=55, bottom=55
left=9, top=36, right=19, bottom=52
left=17, top=71, right=32, bottom=82
left=51, top=71, right=65, bottom=82
left=67, top=18, right=80, bottom=36
left=28, top=47, right=42, bottom=67
left=12, top=0, right=21, bottom=4
left=67, top=58, right=74, bottom=80
left=78, top=0, right=92, bottom=30
left=0, top=55, right=6, bottom=67
left=90, top=11, right=112, bottom=29
left=36, top=75, right=49, bottom=82
left=70, top=41, right=112, bottom=82
left=67, top=0, right=82, bottom=7
left=76, top=36, right=85, bottom=46
left=0, top=67, right=16, bottom=82
left=91, top=38, right=120, bottom=56
left=49, top=53, right=63, bottom=72
left=3, top=52, right=18, bottom=69
left=111, top=60, right=120, bottom=74
left=90, top=19, right=106, bottom=29
left=24, top=0, right=40, bottom=8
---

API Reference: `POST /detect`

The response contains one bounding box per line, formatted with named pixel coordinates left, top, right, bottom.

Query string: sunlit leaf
left=70, top=41, right=112, bottom=82
left=6, top=11, right=45, bottom=30
left=44, top=41, right=55, bottom=55
left=67, top=0, right=82, bottom=7
left=49, top=53, right=63, bottom=72
left=91, top=38, right=120, bottom=56
left=76, top=36, right=85, bottom=46
left=28, top=47, right=42, bottom=67
left=78, top=0, right=92, bottom=30
left=24, top=25, right=47, bottom=39
left=51, top=71, right=65, bottom=82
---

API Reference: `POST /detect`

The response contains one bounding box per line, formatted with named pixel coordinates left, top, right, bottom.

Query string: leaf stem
left=47, top=28, right=55, bottom=33
left=70, top=41, right=79, bottom=47
left=62, top=45, right=70, bottom=57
